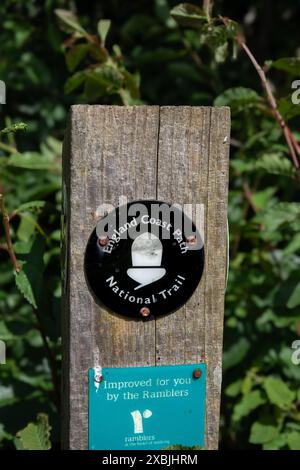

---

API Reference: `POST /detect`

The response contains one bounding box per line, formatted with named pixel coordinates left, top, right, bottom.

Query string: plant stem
left=0, top=141, right=19, bottom=154
left=236, top=35, right=300, bottom=179
left=0, top=194, right=20, bottom=272
left=33, top=307, right=60, bottom=410
left=242, top=180, right=258, bottom=214
left=182, top=36, right=203, bottom=71
left=203, top=0, right=213, bottom=19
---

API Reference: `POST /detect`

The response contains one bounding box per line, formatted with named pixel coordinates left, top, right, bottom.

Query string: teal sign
left=88, top=363, right=206, bottom=450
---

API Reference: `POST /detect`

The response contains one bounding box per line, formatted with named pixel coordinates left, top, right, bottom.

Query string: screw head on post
left=140, top=307, right=150, bottom=318
left=98, top=236, right=108, bottom=247
left=193, top=368, right=202, bottom=379
left=186, top=235, right=197, bottom=246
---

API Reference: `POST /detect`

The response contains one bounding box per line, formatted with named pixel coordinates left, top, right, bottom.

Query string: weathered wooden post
left=62, top=105, right=230, bottom=450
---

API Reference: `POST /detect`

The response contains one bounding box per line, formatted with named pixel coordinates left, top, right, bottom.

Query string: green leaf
left=55, top=9, right=87, bottom=37
left=43, top=136, right=62, bottom=155
left=230, top=159, right=255, bottom=174
left=90, top=66, right=122, bottom=89
left=88, top=43, right=108, bottom=62
left=263, top=377, right=295, bottom=409
left=25, top=329, right=43, bottom=348
left=17, top=214, right=37, bottom=242
left=14, top=236, right=46, bottom=308
left=14, top=239, right=35, bottom=255
left=251, top=187, right=277, bottom=211
left=170, top=3, right=207, bottom=28
left=15, top=200, right=46, bottom=215
left=0, top=321, right=15, bottom=341
left=214, top=41, right=228, bottom=63
left=0, top=423, right=13, bottom=441
left=223, top=337, right=250, bottom=371
left=66, top=44, right=90, bottom=72
left=0, top=384, right=15, bottom=408
left=0, top=122, right=27, bottom=135
left=214, top=87, right=260, bottom=112
left=287, top=282, right=300, bottom=309
left=122, top=70, right=141, bottom=102
left=284, top=233, right=300, bottom=255
left=83, top=66, right=122, bottom=100
left=98, top=19, right=111, bottom=46
left=233, top=390, right=266, bottom=422
left=249, top=421, right=279, bottom=444
left=199, top=20, right=239, bottom=61
left=7, top=152, right=58, bottom=170
left=225, top=379, right=242, bottom=397
left=256, top=202, right=300, bottom=232
left=64, top=71, right=86, bottom=94
left=272, top=57, right=300, bottom=76
left=287, top=432, right=300, bottom=450
left=278, top=97, right=300, bottom=121
left=14, top=263, right=37, bottom=308
left=256, top=153, right=296, bottom=179
left=15, top=414, right=51, bottom=450
left=263, top=434, right=287, bottom=450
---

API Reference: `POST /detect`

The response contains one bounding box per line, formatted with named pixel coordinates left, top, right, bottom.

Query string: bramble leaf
left=233, top=390, right=266, bottom=422
left=249, top=421, right=279, bottom=444
left=214, top=87, right=260, bottom=112
left=256, top=153, right=296, bottom=179
left=15, top=414, right=51, bottom=450
left=263, top=377, right=295, bottom=410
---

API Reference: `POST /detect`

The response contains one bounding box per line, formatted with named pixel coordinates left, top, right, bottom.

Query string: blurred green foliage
left=0, top=0, right=300, bottom=450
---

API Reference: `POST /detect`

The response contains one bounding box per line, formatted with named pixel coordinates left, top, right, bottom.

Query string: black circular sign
left=84, top=200, right=204, bottom=319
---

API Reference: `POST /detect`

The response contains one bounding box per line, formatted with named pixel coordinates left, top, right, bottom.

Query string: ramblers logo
left=84, top=200, right=204, bottom=319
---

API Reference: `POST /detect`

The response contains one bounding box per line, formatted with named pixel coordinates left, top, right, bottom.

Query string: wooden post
left=62, top=105, right=230, bottom=450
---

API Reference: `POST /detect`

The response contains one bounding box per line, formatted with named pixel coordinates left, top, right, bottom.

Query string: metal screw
left=193, top=368, right=202, bottom=379
left=140, top=307, right=150, bottom=318
left=98, top=236, right=108, bottom=247
left=94, top=375, right=104, bottom=383
left=186, top=235, right=197, bottom=246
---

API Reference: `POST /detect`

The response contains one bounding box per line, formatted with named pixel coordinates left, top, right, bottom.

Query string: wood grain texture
left=62, top=105, right=230, bottom=450
left=62, top=106, right=159, bottom=450
left=156, top=107, right=230, bottom=449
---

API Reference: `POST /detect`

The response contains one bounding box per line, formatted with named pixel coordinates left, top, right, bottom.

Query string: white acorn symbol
left=127, top=232, right=166, bottom=290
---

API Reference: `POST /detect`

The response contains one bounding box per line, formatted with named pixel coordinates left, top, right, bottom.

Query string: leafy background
left=0, top=0, right=300, bottom=450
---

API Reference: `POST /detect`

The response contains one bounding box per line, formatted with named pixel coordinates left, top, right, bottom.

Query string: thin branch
left=33, top=308, right=60, bottom=410
left=287, top=128, right=300, bottom=157
left=235, top=34, right=300, bottom=179
left=242, top=180, right=258, bottom=214
left=182, top=36, right=203, bottom=71
left=203, top=0, right=213, bottom=19
left=0, top=194, right=20, bottom=272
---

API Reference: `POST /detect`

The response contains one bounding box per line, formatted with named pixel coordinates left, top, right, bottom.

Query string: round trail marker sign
left=84, top=200, right=204, bottom=319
